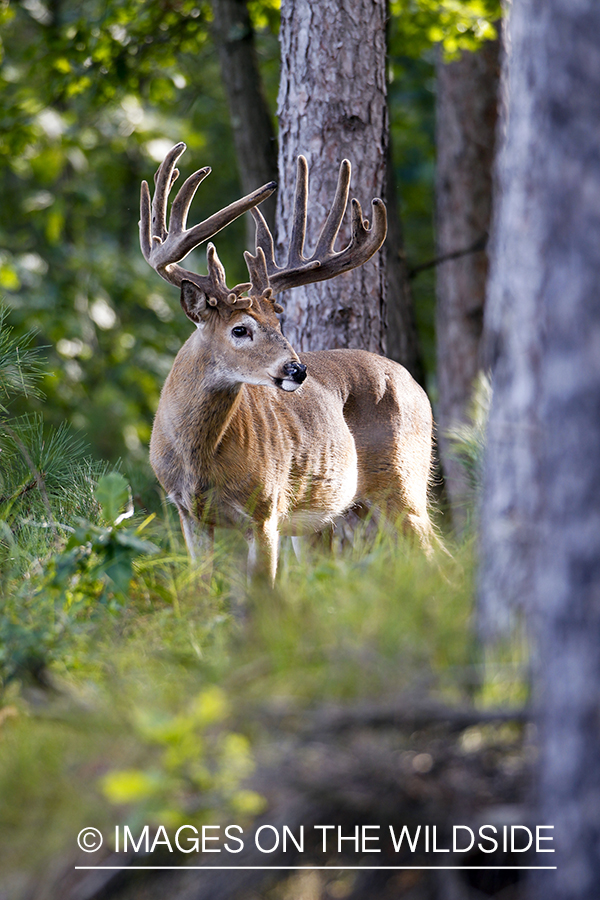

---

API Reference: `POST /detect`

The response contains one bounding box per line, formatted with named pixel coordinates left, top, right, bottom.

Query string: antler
left=140, top=142, right=277, bottom=309
left=244, top=156, right=387, bottom=297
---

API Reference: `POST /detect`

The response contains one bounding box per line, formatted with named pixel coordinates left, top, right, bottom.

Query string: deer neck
left=168, top=340, right=244, bottom=468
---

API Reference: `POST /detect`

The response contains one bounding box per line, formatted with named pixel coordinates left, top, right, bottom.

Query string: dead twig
left=408, top=234, right=488, bottom=279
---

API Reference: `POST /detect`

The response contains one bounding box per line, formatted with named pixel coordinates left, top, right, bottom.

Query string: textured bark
left=478, top=2, right=544, bottom=634
left=385, top=141, right=425, bottom=383
left=479, top=1, right=600, bottom=896
left=211, top=0, right=278, bottom=233
left=276, top=0, right=389, bottom=355
left=435, top=37, right=500, bottom=528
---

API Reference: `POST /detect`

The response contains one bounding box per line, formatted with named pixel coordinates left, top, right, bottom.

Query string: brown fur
left=150, top=294, right=434, bottom=583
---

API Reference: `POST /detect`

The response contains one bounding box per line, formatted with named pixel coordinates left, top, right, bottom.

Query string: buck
left=141, top=143, right=434, bottom=582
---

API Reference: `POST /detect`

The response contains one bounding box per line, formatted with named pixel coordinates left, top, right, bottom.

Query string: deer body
left=151, top=337, right=433, bottom=580
left=141, top=144, right=435, bottom=581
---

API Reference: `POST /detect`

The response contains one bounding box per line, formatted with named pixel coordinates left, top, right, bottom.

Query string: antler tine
left=243, top=246, right=271, bottom=298
left=348, top=197, right=387, bottom=261
left=139, top=143, right=277, bottom=310
left=206, top=243, right=253, bottom=309
left=313, top=158, right=351, bottom=259
left=251, top=156, right=387, bottom=297
left=288, top=155, right=309, bottom=268
left=151, top=142, right=186, bottom=243
left=251, top=206, right=276, bottom=273
left=169, top=166, right=212, bottom=234
left=140, top=179, right=152, bottom=262
left=250, top=203, right=320, bottom=284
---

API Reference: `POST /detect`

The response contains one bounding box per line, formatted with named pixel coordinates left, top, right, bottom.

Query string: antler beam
left=245, top=156, right=387, bottom=297
left=140, top=146, right=387, bottom=311
left=140, top=142, right=277, bottom=307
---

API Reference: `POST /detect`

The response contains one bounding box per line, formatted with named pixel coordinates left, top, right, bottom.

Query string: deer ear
left=180, top=279, right=211, bottom=325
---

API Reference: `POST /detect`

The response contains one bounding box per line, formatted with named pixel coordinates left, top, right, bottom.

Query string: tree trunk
left=276, top=0, right=395, bottom=357
left=479, top=1, right=600, bottom=896
left=385, top=139, right=425, bottom=384
left=210, top=0, right=278, bottom=234
left=435, top=37, right=500, bottom=529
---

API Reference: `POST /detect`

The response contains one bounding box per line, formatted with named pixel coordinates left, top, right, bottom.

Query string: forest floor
left=0, top=510, right=531, bottom=900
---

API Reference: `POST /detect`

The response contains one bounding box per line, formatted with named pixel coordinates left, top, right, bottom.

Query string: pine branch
left=0, top=419, right=57, bottom=538
left=0, top=478, right=37, bottom=506
left=0, top=307, right=47, bottom=408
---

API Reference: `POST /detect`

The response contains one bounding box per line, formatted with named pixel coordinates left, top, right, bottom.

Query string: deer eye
left=232, top=325, right=250, bottom=339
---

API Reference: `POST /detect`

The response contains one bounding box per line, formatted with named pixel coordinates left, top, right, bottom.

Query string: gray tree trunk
left=435, top=37, right=500, bottom=529
left=211, top=0, right=278, bottom=233
left=386, top=141, right=425, bottom=383
left=479, top=1, right=600, bottom=896
left=478, top=1, right=543, bottom=635
left=276, top=0, right=417, bottom=366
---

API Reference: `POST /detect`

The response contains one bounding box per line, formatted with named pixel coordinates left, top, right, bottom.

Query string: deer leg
left=291, top=536, right=304, bottom=562
left=179, top=508, right=214, bottom=577
left=247, top=520, right=279, bottom=586
left=402, top=511, right=435, bottom=557
left=379, top=493, right=434, bottom=557
left=312, top=525, right=335, bottom=552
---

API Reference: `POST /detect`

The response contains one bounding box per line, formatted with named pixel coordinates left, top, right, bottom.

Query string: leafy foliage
left=445, top=371, right=492, bottom=508
left=101, top=686, right=265, bottom=827
left=390, top=0, right=501, bottom=58
left=0, top=310, right=157, bottom=684
left=0, top=0, right=251, bottom=481
left=0, top=468, right=158, bottom=686
left=0, top=6, right=516, bottom=890
left=0, top=306, right=46, bottom=408
left=0, top=0, right=502, bottom=479
left=43, top=472, right=158, bottom=608
left=0, top=308, right=106, bottom=568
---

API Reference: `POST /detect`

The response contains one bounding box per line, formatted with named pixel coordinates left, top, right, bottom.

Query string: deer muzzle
left=274, top=360, right=307, bottom=392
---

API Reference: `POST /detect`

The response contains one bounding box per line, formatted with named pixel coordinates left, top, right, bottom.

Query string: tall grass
left=0, top=312, right=526, bottom=892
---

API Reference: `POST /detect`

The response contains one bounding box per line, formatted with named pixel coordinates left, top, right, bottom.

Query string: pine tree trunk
left=435, top=37, right=500, bottom=529
left=478, top=4, right=543, bottom=635
left=276, top=0, right=395, bottom=357
left=211, top=0, right=278, bottom=233
left=385, top=140, right=425, bottom=383
left=479, top=1, right=600, bottom=896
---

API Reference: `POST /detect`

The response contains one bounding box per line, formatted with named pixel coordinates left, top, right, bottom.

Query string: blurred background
left=0, top=0, right=499, bottom=505
left=2, top=4, right=550, bottom=900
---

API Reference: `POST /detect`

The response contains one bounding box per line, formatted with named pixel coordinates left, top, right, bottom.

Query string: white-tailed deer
left=141, top=143, right=434, bottom=582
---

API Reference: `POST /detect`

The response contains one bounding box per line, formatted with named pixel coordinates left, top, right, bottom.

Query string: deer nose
left=283, top=361, right=307, bottom=384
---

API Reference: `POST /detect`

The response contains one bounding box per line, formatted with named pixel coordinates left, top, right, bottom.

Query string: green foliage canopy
left=390, top=0, right=501, bottom=58
left=0, top=0, right=250, bottom=484
left=0, top=0, right=501, bottom=480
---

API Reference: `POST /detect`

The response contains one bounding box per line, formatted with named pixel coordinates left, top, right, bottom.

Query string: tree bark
left=435, top=37, right=500, bottom=529
left=479, top=1, right=600, bottom=896
left=210, top=0, right=278, bottom=234
left=385, top=140, right=425, bottom=383
left=276, top=0, right=394, bottom=357
left=478, top=3, right=543, bottom=636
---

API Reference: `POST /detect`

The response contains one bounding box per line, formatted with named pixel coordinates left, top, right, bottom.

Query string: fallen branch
left=58, top=698, right=531, bottom=900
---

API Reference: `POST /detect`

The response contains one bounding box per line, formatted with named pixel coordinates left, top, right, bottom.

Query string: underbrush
left=0, top=511, right=527, bottom=885
left=0, top=307, right=527, bottom=893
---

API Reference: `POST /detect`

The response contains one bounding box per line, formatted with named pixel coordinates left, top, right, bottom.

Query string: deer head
left=139, top=143, right=387, bottom=392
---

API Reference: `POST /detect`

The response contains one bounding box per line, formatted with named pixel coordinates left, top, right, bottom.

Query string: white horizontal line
left=75, top=866, right=557, bottom=871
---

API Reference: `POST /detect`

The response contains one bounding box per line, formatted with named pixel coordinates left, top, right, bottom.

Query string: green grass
left=0, top=511, right=528, bottom=891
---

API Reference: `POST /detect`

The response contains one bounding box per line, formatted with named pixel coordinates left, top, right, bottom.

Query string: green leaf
left=102, top=768, right=164, bottom=804
left=94, top=472, right=130, bottom=524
